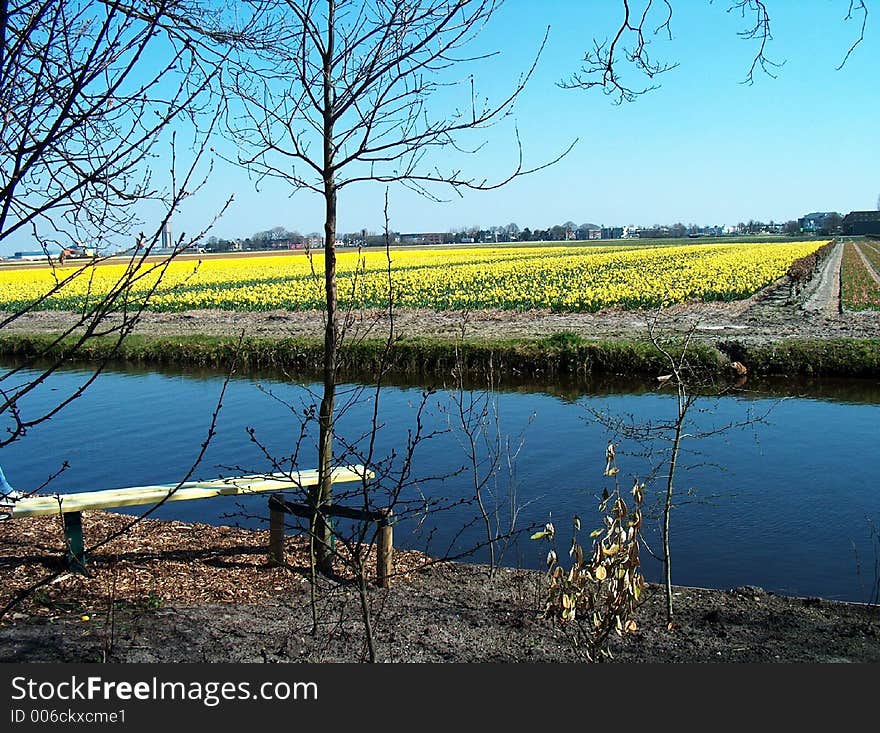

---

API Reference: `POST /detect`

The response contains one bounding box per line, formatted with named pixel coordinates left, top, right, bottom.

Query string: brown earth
left=1, top=512, right=878, bottom=663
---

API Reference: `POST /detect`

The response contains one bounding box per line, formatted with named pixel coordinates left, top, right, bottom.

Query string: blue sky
left=201, top=1, right=878, bottom=239
left=4, top=1, right=878, bottom=253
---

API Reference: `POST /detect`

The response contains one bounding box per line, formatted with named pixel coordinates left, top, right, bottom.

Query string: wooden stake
left=63, top=511, right=87, bottom=574
left=269, top=494, right=285, bottom=566
left=377, top=508, right=393, bottom=588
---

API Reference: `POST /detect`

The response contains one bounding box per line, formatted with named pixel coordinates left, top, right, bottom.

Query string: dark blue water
left=2, top=363, right=879, bottom=602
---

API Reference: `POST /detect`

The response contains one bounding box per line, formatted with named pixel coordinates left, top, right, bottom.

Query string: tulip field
left=0, top=240, right=827, bottom=314
left=840, top=241, right=880, bottom=310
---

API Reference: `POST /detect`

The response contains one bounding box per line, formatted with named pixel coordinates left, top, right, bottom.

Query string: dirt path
left=4, top=297, right=879, bottom=344
left=802, top=240, right=843, bottom=316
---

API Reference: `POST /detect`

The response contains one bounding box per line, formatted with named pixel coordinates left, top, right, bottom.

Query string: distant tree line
left=203, top=217, right=816, bottom=252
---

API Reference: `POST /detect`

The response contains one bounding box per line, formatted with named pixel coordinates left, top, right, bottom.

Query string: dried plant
left=532, top=458, right=645, bottom=662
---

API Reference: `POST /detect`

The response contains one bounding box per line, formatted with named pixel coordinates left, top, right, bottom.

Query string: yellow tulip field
left=0, top=241, right=826, bottom=313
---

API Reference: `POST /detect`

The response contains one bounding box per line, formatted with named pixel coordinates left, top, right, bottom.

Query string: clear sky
left=4, top=1, right=878, bottom=253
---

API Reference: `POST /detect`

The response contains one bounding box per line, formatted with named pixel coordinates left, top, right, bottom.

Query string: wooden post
left=63, top=511, right=87, bottom=573
left=376, top=508, right=393, bottom=588
left=268, top=494, right=285, bottom=566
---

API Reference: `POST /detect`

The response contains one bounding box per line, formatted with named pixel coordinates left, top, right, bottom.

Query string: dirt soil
left=5, top=242, right=880, bottom=345
left=1, top=512, right=878, bottom=663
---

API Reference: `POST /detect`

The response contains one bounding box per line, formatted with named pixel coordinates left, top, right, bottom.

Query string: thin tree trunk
left=356, top=563, right=376, bottom=662
left=312, top=0, right=337, bottom=574
left=314, top=189, right=337, bottom=572
left=663, top=390, right=685, bottom=624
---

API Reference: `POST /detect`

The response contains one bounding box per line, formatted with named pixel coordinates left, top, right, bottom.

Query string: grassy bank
left=2, top=332, right=879, bottom=379
left=718, top=338, right=880, bottom=377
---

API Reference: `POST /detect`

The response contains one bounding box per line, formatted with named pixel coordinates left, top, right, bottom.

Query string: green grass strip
left=2, top=332, right=879, bottom=379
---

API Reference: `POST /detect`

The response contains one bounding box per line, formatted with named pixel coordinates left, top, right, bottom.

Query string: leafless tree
left=225, top=0, right=571, bottom=572
left=0, top=2, right=272, bottom=619
left=589, top=317, right=771, bottom=624
left=0, top=1, right=274, bottom=449
left=564, top=1, right=869, bottom=104
left=223, top=189, right=538, bottom=661
left=561, top=0, right=678, bottom=103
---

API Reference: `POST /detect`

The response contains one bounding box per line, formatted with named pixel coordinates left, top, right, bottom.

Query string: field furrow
left=841, top=242, right=880, bottom=310
left=856, top=241, right=880, bottom=279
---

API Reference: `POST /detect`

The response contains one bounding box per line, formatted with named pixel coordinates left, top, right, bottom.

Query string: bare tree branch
left=837, top=0, right=869, bottom=69
left=561, top=0, right=678, bottom=103
left=567, top=1, right=869, bottom=102
left=0, top=2, right=270, bottom=446
left=726, top=0, right=783, bottom=85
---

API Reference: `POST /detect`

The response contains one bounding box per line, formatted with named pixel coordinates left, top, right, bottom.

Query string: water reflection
left=11, top=357, right=880, bottom=405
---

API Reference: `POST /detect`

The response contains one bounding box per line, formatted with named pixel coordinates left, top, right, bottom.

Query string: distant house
left=575, top=223, right=601, bottom=240
left=798, top=212, right=840, bottom=233
left=601, top=227, right=623, bottom=240
left=399, top=232, right=445, bottom=245
left=842, top=211, right=880, bottom=236
left=11, top=250, right=48, bottom=261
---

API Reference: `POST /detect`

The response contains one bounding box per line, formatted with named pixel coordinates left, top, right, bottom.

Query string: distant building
left=842, top=211, right=880, bottom=236
left=798, top=212, right=840, bottom=234
left=399, top=232, right=445, bottom=245
left=161, top=222, right=173, bottom=249
left=11, top=250, right=47, bottom=261
left=639, top=226, right=670, bottom=239
left=601, top=227, right=624, bottom=239
left=575, top=223, right=601, bottom=240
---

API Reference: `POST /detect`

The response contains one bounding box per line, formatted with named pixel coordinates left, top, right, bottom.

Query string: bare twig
left=837, top=0, right=869, bottom=70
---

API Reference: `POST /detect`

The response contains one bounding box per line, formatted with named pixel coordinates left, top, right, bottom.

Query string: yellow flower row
left=0, top=241, right=825, bottom=313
